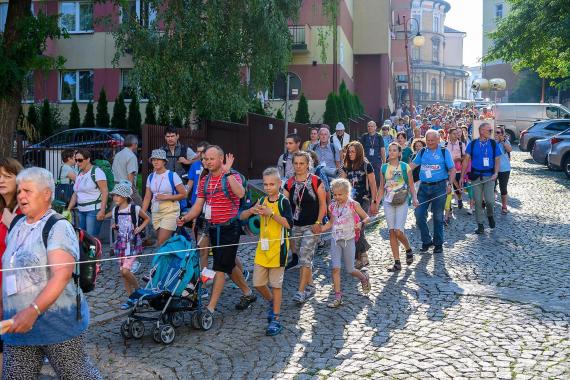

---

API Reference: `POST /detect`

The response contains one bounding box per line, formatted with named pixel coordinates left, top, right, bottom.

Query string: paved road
left=42, top=150, right=570, bottom=379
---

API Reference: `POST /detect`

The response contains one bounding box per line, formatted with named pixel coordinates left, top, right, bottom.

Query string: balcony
left=289, top=25, right=311, bottom=53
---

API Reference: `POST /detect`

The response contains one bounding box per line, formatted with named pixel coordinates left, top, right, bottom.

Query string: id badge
left=203, top=204, right=212, bottom=220
left=293, top=207, right=300, bottom=221
left=425, top=169, right=433, bottom=179
left=483, top=157, right=490, bottom=167
left=260, top=238, right=270, bottom=251
left=5, top=275, right=17, bottom=296
left=369, top=148, right=375, bottom=156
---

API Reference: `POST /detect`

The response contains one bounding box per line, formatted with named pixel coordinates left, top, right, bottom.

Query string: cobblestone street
left=43, top=150, right=570, bottom=379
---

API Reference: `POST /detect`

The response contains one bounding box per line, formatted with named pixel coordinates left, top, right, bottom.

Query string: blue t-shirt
left=359, top=133, right=385, bottom=163
left=3, top=211, right=89, bottom=346
left=498, top=141, right=511, bottom=172
left=466, top=139, right=502, bottom=172
left=413, top=147, right=454, bottom=182
left=187, top=160, right=203, bottom=205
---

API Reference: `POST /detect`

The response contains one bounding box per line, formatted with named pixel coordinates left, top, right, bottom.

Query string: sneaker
left=130, top=260, right=141, bottom=274
left=419, top=242, right=433, bottom=253
left=466, top=208, right=474, bottom=215
left=458, top=199, right=464, bottom=209
left=327, top=297, right=343, bottom=308
left=120, top=299, right=135, bottom=310
left=433, top=245, right=443, bottom=254
left=266, top=320, right=283, bottom=336
left=293, top=291, right=307, bottom=304
left=361, top=273, right=371, bottom=294
left=474, top=224, right=484, bottom=234
left=488, top=216, right=496, bottom=229
left=235, top=293, right=257, bottom=310
left=201, top=288, right=210, bottom=299
left=304, top=284, right=316, bottom=299
left=285, top=255, right=299, bottom=271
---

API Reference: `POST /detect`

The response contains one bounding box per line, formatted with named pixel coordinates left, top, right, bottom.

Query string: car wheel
left=563, top=155, right=570, bottom=179
left=527, top=140, right=535, bottom=154
left=506, top=130, right=516, bottom=144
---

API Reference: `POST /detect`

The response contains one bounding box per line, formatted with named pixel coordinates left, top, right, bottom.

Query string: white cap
left=335, top=122, right=345, bottom=131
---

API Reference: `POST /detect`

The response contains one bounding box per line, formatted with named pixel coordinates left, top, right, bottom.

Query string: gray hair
left=330, top=178, right=351, bottom=195
left=262, top=167, right=281, bottom=180
left=16, top=167, right=55, bottom=202
left=478, top=122, right=491, bottom=131
left=318, top=127, right=330, bottom=137
left=424, top=129, right=440, bottom=139
left=124, top=134, right=139, bottom=147
left=206, top=145, right=224, bottom=157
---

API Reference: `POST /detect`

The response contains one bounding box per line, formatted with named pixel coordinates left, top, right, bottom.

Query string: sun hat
left=149, top=149, right=168, bottom=162
left=335, top=122, right=345, bottom=131
left=110, top=181, right=133, bottom=199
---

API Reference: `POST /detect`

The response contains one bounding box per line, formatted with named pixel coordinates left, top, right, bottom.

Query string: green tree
left=0, top=0, right=67, bottom=156
left=484, top=0, right=570, bottom=88
left=354, top=94, right=365, bottom=116
left=111, top=93, right=127, bottom=130
left=39, top=99, right=53, bottom=139
left=335, top=93, right=347, bottom=125
left=127, top=93, right=142, bottom=134
left=83, top=101, right=95, bottom=128
left=158, top=104, right=170, bottom=126
left=510, top=70, right=542, bottom=102
left=294, top=93, right=310, bottom=123
left=68, top=100, right=80, bottom=129
left=323, top=92, right=339, bottom=126
left=113, top=1, right=302, bottom=121
left=145, top=98, right=157, bottom=125
left=276, top=109, right=284, bottom=120
left=172, top=114, right=183, bottom=128
left=27, top=104, right=38, bottom=129
left=96, top=87, right=110, bottom=128
left=249, top=99, right=266, bottom=115
left=338, top=80, right=354, bottom=119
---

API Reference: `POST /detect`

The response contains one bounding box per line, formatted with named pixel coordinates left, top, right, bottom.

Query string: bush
left=39, top=99, right=53, bottom=139
left=249, top=99, right=266, bottom=115
left=158, top=104, right=171, bottom=126
left=27, top=104, right=38, bottom=129
left=294, top=93, right=310, bottom=124
left=83, top=101, right=95, bottom=128
left=145, top=98, right=157, bottom=125
left=96, top=87, right=110, bottom=128
left=111, top=92, right=127, bottom=130
left=69, top=100, right=81, bottom=129
left=128, top=93, right=142, bottom=134
left=335, top=93, right=347, bottom=125
left=276, top=109, right=284, bottom=120
left=323, top=92, right=339, bottom=127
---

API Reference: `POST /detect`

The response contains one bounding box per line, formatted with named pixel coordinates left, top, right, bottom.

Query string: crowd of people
left=0, top=102, right=513, bottom=376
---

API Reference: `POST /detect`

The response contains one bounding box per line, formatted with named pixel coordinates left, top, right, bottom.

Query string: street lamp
left=398, top=15, right=424, bottom=112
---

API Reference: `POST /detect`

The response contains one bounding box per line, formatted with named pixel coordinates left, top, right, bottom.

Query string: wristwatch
left=314, top=221, right=322, bottom=225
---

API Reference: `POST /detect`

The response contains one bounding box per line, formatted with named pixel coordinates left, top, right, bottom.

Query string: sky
left=444, top=0, right=483, bottom=68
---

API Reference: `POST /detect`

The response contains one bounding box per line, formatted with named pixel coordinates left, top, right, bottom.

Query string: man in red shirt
left=179, top=146, right=256, bottom=315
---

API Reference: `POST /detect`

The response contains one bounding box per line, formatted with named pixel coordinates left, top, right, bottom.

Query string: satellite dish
left=489, top=78, right=507, bottom=91
left=471, top=79, right=490, bottom=92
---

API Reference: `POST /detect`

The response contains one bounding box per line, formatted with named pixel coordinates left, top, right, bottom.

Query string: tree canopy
left=112, top=0, right=301, bottom=121
left=484, top=0, right=570, bottom=87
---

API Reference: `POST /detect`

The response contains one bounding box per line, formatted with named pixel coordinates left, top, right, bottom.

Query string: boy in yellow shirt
left=240, top=167, right=293, bottom=336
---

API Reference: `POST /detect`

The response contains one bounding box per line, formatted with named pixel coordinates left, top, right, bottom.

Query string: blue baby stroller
left=120, top=229, right=213, bottom=344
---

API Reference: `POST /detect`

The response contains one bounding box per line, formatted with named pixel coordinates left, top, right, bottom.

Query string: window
left=122, top=0, right=157, bottom=28
left=121, top=69, right=148, bottom=101
left=270, top=72, right=301, bottom=100
left=546, top=106, right=561, bottom=119
left=431, top=78, right=437, bottom=100
left=0, top=3, right=8, bottom=32
left=545, top=122, right=570, bottom=132
left=60, top=1, right=93, bottom=33
left=433, top=14, right=440, bottom=33
left=412, top=47, right=420, bottom=61
left=411, top=6, right=422, bottom=34
left=22, top=72, right=34, bottom=103
left=495, top=4, right=503, bottom=20
left=60, top=70, right=93, bottom=101
left=432, top=39, right=440, bottom=64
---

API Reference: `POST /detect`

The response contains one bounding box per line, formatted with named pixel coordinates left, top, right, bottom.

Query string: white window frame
left=495, top=4, right=504, bottom=20
left=411, top=3, right=422, bottom=34
left=433, top=14, right=440, bottom=33
left=59, top=70, right=94, bottom=103
left=22, top=72, right=35, bottom=104
left=120, top=69, right=148, bottom=102
left=120, top=0, right=157, bottom=28
left=59, top=1, right=93, bottom=34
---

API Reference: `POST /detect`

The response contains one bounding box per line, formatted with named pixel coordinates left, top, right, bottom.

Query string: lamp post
left=399, top=15, right=425, bottom=111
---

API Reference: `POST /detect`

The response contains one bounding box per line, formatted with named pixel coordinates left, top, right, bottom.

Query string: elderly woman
left=142, top=149, right=187, bottom=247
left=1, top=167, right=102, bottom=379
left=67, top=149, right=108, bottom=236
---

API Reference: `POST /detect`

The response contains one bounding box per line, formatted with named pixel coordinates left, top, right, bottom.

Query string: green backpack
left=77, top=160, right=114, bottom=211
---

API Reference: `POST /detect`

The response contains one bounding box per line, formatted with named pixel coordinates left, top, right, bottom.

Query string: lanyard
left=9, top=212, right=51, bottom=267
left=206, top=175, right=223, bottom=205
left=152, top=172, right=166, bottom=195
left=293, top=174, right=311, bottom=207
left=479, top=140, right=489, bottom=158
left=368, top=134, right=376, bottom=149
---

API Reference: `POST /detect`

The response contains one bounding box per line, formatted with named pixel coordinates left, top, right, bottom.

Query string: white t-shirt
left=74, top=167, right=106, bottom=212
left=146, top=170, right=183, bottom=203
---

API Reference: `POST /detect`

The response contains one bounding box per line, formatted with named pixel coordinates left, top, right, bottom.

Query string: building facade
left=482, top=0, right=518, bottom=101
left=391, top=0, right=469, bottom=108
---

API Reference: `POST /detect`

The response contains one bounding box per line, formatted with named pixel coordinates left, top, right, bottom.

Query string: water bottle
left=88, top=245, right=96, bottom=259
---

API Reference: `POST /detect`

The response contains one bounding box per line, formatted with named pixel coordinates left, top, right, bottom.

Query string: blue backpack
left=204, top=169, right=252, bottom=231
left=149, top=171, right=188, bottom=212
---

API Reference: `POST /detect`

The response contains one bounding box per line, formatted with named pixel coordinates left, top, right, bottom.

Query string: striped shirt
left=197, top=173, right=242, bottom=224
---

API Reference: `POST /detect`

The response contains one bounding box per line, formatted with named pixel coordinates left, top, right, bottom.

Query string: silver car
left=519, top=119, right=570, bottom=152
left=547, top=128, right=570, bottom=178
left=531, top=138, right=551, bottom=165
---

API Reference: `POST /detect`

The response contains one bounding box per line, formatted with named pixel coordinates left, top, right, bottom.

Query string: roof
left=444, top=26, right=465, bottom=34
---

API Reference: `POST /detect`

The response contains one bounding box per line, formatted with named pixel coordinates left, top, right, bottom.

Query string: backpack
left=204, top=169, right=252, bottom=231
left=113, top=204, right=145, bottom=238
left=285, top=173, right=320, bottom=197
left=163, top=144, right=191, bottom=173
left=149, top=170, right=188, bottom=212
left=281, top=151, right=289, bottom=178
left=9, top=213, right=102, bottom=295
left=80, top=160, right=114, bottom=211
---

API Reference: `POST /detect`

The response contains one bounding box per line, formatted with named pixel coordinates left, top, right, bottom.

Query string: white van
left=493, top=103, right=570, bottom=141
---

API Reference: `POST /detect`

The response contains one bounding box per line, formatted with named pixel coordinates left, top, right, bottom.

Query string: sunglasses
left=495, top=131, right=503, bottom=135
left=75, top=158, right=84, bottom=163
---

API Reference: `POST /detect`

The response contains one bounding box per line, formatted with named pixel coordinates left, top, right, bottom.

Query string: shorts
left=194, top=214, right=209, bottom=241
left=151, top=201, right=180, bottom=231
left=253, top=264, right=285, bottom=288
left=119, top=256, right=137, bottom=270
left=331, top=238, right=356, bottom=273
left=290, top=225, right=319, bottom=268
left=208, top=220, right=241, bottom=275
left=495, top=171, right=510, bottom=195
left=383, top=201, right=408, bottom=231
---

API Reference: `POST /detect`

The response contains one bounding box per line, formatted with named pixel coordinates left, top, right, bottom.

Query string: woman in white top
left=142, top=149, right=187, bottom=247
left=67, top=149, right=108, bottom=237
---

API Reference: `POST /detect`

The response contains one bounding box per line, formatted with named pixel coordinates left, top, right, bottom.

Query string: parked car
left=493, top=103, right=570, bottom=142
left=547, top=128, right=570, bottom=178
left=22, top=128, right=132, bottom=170
left=519, top=119, right=570, bottom=152
left=531, top=138, right=551, bottom=165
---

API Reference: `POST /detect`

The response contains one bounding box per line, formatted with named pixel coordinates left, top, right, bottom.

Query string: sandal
left=405, top=249, right=413, bottom=265
left=266, top=319, right=283, bottom=336
left=501, top=206, right=508, bottom=215
left=387, top=261, right=402, bottom=272
left=120, top=299, right=135, bottom=310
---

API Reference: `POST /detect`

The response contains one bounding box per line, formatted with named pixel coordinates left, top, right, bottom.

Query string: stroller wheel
left=152, top=327, right=162, bottom=343
left=159, top=325, right=176, bottom=344
left=191, top=312, right=201, bottom=329
left=120, top=320, right=132, bottom=339
left=200, top=310, right=214, bottom=331
left=171, top=312, right=184, bottom=328
left=130, top=320, right=145, bottom=339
